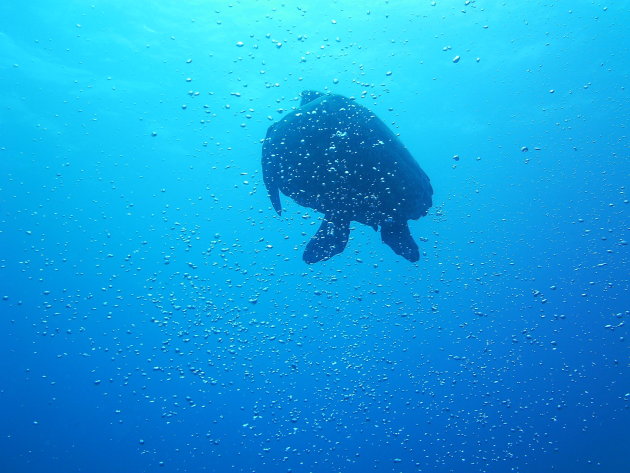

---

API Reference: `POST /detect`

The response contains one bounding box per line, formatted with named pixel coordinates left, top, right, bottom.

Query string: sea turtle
left=262, top=90, right=433, bottom=263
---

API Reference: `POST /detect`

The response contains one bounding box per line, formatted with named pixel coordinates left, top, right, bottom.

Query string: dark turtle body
left=262, top=91, right=433, bottom=263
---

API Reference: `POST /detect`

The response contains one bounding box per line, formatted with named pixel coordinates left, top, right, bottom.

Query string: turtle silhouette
left=262, top=91, right=433, bottom=263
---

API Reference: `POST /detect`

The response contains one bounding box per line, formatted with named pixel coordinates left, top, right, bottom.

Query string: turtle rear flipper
left=381, top=221, right=419, bottom=262
left=303, top=215, right=350, bottom=264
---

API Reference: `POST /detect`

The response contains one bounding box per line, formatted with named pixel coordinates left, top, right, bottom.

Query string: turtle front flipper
left=303, top=215, right=350, bottom=264
left=266, top=184, right=282, bottom=216
left=381, top=220, right=419, bottom=262
left=261, top=130, right=283, bottom=215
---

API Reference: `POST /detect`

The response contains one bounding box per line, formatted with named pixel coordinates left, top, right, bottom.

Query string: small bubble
left=452, top=55, right=461, bottom=63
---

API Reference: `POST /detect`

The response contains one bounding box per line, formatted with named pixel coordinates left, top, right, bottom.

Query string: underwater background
left=1, top=1, right=628, bottom=472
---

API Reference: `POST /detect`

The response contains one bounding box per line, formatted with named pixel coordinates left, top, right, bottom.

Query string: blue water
left=1, top=1, right=628, bottom=472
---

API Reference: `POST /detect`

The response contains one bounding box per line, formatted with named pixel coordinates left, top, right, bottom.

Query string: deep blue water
left=1, top=1, right=628, bottom=472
